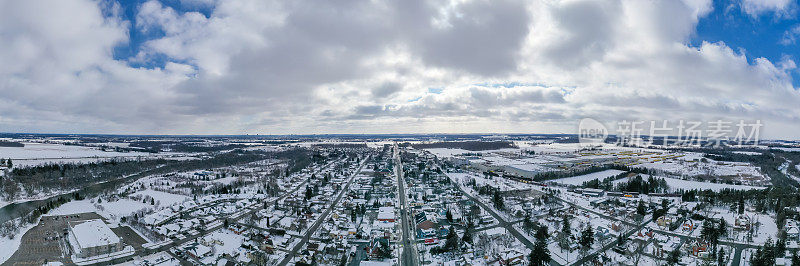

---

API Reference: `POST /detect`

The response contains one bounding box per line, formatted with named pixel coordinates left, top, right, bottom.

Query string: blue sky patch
left=691, top=0, right=800, bottom=87
left=110, top=0, right=214, bottom=69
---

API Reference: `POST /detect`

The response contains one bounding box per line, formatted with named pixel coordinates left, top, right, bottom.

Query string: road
left=443, top=171, right=539, bottom=253
left=395, top=144, right=420, bottom=266
left=277, top=156, right=369, bottom=266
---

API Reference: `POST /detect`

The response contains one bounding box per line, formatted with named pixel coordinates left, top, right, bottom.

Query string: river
left=0, top=171, right=148, bottom=224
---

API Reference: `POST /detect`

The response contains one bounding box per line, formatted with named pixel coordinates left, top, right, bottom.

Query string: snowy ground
left=0, top=222, right=37, bottom=264
left=48, top=198, right=156, bottom=223
left=134, top=189, right=190, bottom=206
left=710, top=207, right=778, bottom=245
left=550, top=169, right=626, bottom=185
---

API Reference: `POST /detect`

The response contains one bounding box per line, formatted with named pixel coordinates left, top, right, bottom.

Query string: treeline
left=534, top=164, right=650, bottom=181
left=0, top=141, right=24, bottom=147
left=129, top=140, right=247, bottom=153
left=411, top=141, right=516, bottom=151
left=613, top=174, right=668, bottom=194
left=582, top=172, right=669, bottom=194
left=582, top=171, right=629, bottom=190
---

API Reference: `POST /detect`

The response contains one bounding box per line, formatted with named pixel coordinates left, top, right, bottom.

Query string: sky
left=1, top=0, right=800, bottom=138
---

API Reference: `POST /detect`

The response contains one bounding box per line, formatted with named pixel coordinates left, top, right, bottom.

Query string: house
left=657, top=215, right=674, bottom=228
left=787, top=219, right=800, bottom=241
left=594, top=226, right=611, bottom=240
left=735, top=214, right=753, bottom=231
left=185, top=243, right=213, bottom=259
left=652, top=235, right=680, bottom=258
left=366, top=238, right=390, bottom=258
left=496, top=248, right=525, bottom=265
left=682, top=220, right=695, bottom=232
left=417, top=220, right=436, bottom=231
left=377, top=206, right=395, bottom=222
left=67, top=219, right=124, bottom=258
left=687, top=240, right=709, bottom=257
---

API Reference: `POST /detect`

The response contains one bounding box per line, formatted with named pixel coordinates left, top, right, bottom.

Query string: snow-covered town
left=1, top=135, right=800, bottom=266
left=5, top=0, right=800, bottom=265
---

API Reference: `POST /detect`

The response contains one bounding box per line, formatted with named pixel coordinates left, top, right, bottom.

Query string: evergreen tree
left=493, top=190, right=504, bottom=209
left=444, top=226, right=459, bottom=251
left=535, top=225, right=549, bottom=242
left=738, top=197, right=745, bottom=214
left=580, top=226, right=595, bottom=250
left=523, top=214, right=535, bottom=232
left=636, top=200, right=647, bottom=216
left=668, top=249, right=680, bottom=266
left=446, top=209, right=453, bottom=223
left=462, top=221, right=473, bottom=244
left=529, top=235, right=551, bottom=266
left=561, top=215, right=571, bottom=237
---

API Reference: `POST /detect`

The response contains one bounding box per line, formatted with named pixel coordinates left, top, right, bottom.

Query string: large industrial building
left=67, top=219, right=123, bottom=258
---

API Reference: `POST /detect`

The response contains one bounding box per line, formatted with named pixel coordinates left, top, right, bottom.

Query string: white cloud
left=740, top=0, right=794, bottom=18
left=781, top=24, right=800, bottom=45
left=1, top=0, right=800, bottom=138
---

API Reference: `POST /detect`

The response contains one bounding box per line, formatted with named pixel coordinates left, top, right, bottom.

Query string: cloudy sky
left=1, top=0, right=800, bottom=138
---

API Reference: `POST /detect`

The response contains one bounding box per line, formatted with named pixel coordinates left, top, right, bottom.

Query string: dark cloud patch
left=410, top=0, right=531, bottom=75
left=543, top=0, right=620, bottom=69
left=372, top=82, right=403, bottom=98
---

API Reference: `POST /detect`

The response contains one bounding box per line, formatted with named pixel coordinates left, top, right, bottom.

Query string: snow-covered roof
left=70, top=219, right=120, bottom=249
left=377, top=207, right=395, bottom=220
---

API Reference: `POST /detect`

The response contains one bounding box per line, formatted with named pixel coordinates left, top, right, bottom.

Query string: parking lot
left=4, top=212, right=147, bottom=266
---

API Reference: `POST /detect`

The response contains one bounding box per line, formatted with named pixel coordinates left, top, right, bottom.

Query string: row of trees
left=533, top=164, right=651, bottom=182
left=750, top=238, right=800, bottom=266
left=613, top=175, right=669, bottom=194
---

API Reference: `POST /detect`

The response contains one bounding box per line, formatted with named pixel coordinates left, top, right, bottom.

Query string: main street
left=395, top=144, right=420, bottom=266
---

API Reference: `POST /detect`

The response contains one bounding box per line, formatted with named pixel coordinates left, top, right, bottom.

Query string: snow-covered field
left=550, top=169, right=626, bottom=185
left=134, top=189, right=190, bottom=206
left=0, top=143, right=150, bottom=167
